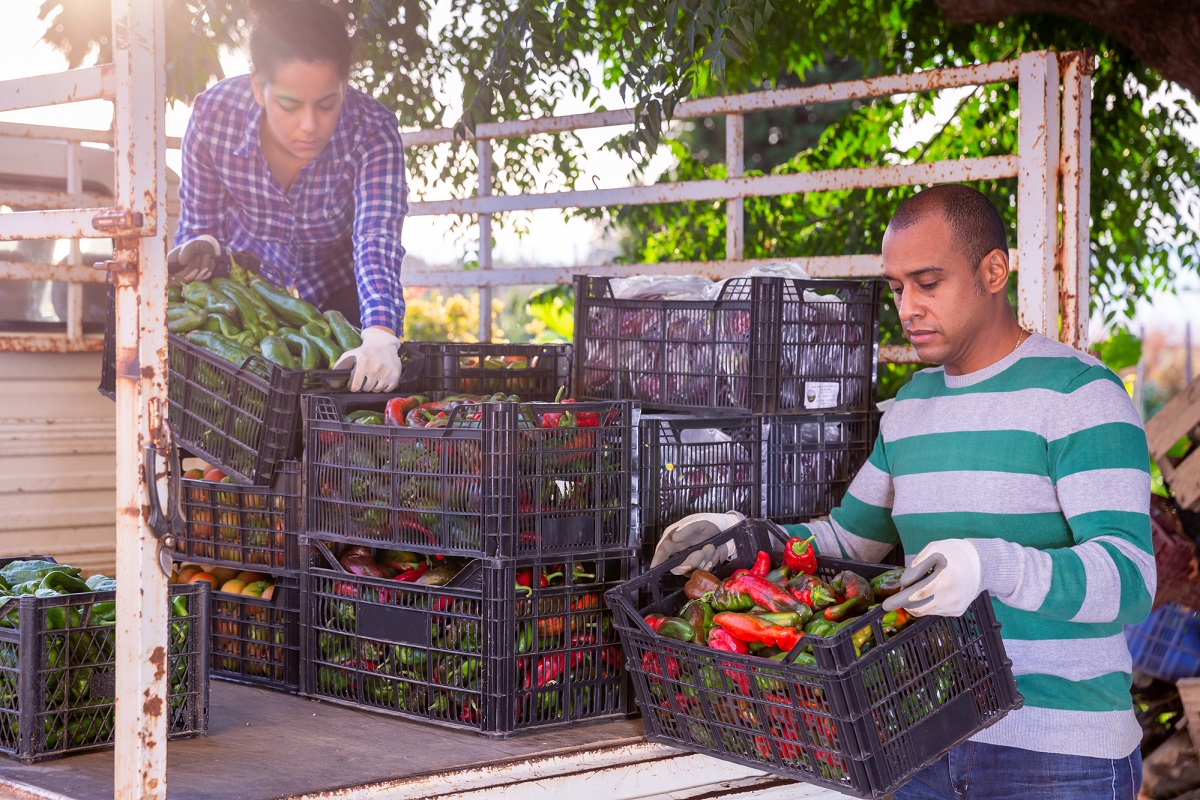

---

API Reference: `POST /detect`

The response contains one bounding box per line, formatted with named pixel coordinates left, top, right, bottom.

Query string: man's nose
left=897, top=290, right=920, bottom=322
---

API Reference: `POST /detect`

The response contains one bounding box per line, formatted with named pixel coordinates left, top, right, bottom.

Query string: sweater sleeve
left=782, top=429, right=900, bottom=563
left=969, top=366, right=1155, bottom=624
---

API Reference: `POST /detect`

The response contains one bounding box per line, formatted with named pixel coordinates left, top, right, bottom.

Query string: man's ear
left=979, top=248, right=1011, bottom=295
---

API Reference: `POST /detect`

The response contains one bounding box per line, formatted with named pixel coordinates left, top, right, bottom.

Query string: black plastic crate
left=300, top=539, right=633, bottom=735
left=0, top=576, right=210, bottom=763
left=606, top=519, right=1022, bottom=799
left=167, top=332, right=354, bottom=486
left=764, top=411, right=879, bottom=525
left=418, top=342, right=572, bottom=401
left=638, top=412, right=877, bottom=557
left=304, top=393, right=637, bottom=558
left=210, top=574, right=300, bottom=693
left=176, top=460, right=303, bottom=572
left=639, top=414, right=763, bottom=556
left=574, top=275, right=882, bottom=415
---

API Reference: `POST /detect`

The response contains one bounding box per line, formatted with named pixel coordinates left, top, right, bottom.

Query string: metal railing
left=402, top=50, right=1094, bottom=355
left=0, top=0, right=171, bottom=796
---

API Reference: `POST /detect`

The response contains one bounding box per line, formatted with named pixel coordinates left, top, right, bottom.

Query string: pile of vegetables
left=0, top=560, right=195, bottom=754
left=312, top=545, right=623, bottom=726
left=645, top=537, right=910, bottom=663
left=166, top=256, right=362, bottom=370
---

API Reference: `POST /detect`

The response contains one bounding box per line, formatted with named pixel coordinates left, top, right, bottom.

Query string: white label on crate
left=804, top=381, right=840, bottom=410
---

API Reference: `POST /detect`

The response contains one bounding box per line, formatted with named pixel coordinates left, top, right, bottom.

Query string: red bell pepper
left=750, top=550, right=772, bottom=578
left=784, top=534, right=818, bottom=574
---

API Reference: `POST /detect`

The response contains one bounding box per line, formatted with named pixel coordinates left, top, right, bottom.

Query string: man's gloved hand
left=881, top=539, right=982, bottom=618
left=651, top=511, right=744, bottom=576
left=167, top=235, right=221, bottom=282
left=333, top=326, right=403, bottom=393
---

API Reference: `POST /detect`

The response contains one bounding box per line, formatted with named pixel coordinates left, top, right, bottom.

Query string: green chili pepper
left=324, top=310, right=363, bottom=350
left=279, top=330, right=321, bottom=370
left=181, top=281, right=239, bottom=317
left=259, top=335, right=299, bottom=369
left=300, top=322, right=343, bottom=367
left=203, top=312, right=242, bottom=337
left=250, top=278, right=324, bottom=327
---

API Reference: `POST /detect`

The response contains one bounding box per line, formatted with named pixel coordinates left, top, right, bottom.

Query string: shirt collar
left=234, top=99, right=264, bottom=159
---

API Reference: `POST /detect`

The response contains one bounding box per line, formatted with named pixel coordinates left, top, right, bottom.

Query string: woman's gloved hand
left=651, top=511, right=744, bottom=575
left=167, top=235, right=222, bottom=282
left=333, top=326, right=403, bottom=392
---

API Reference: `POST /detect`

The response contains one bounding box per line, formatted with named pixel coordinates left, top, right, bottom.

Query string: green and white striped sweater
left=787, top=333, right=1154, bottom=759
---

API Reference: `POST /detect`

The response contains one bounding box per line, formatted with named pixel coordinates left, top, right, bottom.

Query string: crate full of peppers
left=300, top=539, right=634, bottom=735
left=103, top=258, right=427, bottom=485
left=304, top=390, right=637, bottom=559
left=174, top=459, right=303, bottom=572
left=418, top=342, right=572, bottom=401
left=605, top=520, right=1021, bottom=799
left=0, top=558, right=210, bottom=763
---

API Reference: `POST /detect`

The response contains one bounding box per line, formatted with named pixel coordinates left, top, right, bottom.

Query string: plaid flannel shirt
left=175, top=75, right=408, bottom=332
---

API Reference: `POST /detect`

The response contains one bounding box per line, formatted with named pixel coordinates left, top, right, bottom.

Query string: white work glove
left=651, top=511, right=744, bottom=576
left=167, top=235, right=221, bottom=282
left=333, top=326, right=403, bottom=393
left=882, top=539, right=982, bottom=618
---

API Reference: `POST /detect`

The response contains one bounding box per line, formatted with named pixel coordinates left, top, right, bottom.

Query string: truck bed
left=0, top=682, right=857, bottom=800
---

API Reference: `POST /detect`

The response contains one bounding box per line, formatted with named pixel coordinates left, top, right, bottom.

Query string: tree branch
left=935, top=0, right=1200, bottom=97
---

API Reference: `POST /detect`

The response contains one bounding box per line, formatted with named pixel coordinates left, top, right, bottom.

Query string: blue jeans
left=893, top=741, right=1142, bottom=800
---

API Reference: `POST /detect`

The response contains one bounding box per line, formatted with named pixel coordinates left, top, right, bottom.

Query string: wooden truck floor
left=0, top=682, right=857, bottom=800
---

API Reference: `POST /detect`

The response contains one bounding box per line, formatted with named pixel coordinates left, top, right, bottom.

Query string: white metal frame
left=0, top=0, right=170, bottom=796
left=402, top=50, right=1094, bottom=354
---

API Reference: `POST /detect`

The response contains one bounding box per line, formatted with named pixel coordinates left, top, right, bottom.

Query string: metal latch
left=145, top=444, right=185, bottom=578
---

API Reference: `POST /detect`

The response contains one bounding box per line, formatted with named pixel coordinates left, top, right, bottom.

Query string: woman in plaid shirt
left=170, top=0, right=408, bottom=392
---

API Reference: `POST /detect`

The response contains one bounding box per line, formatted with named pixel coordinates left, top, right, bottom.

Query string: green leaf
left=1093, top=327, right=1143, bottom=373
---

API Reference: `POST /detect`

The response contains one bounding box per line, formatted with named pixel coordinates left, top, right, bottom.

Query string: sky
left=1, top=0, right=1197, bottom=338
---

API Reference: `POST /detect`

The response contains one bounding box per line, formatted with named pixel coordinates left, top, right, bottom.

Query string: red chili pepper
left=723, top=574, right=807, bottom=614
left=713, top=612, right=803, bottom=651
left=784, top=534, right=818, bottom=574
left=393, top=562, right=429, bottom=582
left=707, top=627, right=750, bottom=654
left=750, top=550, right=772, bottom=578
left=384, top=396, right=419, bottom=426
left=729, top=568, right=751, bottom=580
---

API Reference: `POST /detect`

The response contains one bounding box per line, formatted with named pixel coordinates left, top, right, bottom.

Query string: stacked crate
left=172, top=459, right=305, bottom=692
left=572, top=274, right=883, bottom=561
left=299, top=389, right=638, bottom=735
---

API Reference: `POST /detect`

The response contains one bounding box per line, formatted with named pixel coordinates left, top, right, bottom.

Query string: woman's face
left=252, top=59, right=346, bottom=162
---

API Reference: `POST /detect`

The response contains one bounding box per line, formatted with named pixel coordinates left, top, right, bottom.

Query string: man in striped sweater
left=654, top=185, right=1153, bottom=798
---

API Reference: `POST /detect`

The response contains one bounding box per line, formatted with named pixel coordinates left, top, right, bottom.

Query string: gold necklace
left=1013, top=328, right=1029, bottom=353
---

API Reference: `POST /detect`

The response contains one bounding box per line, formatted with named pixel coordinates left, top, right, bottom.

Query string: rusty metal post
left=110, top=0, right=170, bottom=796
left=1016, top=51, right=1061, bottom=337
left=1057, top=51, right=1094, bottom=350
left=725, top=114, right=744, bottom=261
left=476, top=139, right=493, bottom=343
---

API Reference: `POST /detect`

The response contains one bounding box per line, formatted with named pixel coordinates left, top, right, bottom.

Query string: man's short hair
left=887, top=185, right=1009, bottom=270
